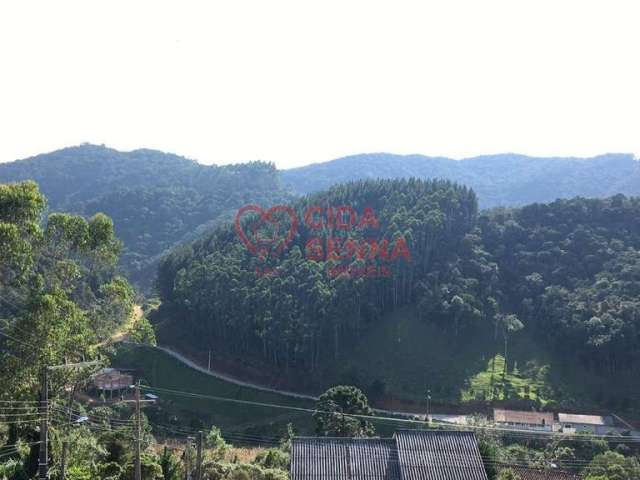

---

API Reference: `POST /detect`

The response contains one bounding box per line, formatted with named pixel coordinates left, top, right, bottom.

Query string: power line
left=140, top=384, right=640, bottom=443
left=0, top=292, right=26, bottom=313
left=0, top=412, right=44, bottom=418
left=0, top=418, right=44, bottom=425
left=42, top=398, right=605, bottom=471
left=0, top=317, right=35, bottom=341
left=0, top=440, right=43, bottom=451
left=0, top=399, right=42, bottom=404
left=0, top=329, right=38, bottom=351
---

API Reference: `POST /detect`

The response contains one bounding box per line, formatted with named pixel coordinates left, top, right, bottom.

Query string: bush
left=253, top=449, right=289, bottom=470
left=129, top=316, right=157, bottom=345
left=205, top=426, right=230, bottom=461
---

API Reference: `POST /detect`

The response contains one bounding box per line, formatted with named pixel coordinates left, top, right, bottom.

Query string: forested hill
left=155, top=177, right=479, bottom=375
left=3, top=145, right=640, bottom=294
left=155, top=180, right=640, bottom=408
left=0, top=144, right=290, bottom=290
left=281, top=152, right=640, bottom=207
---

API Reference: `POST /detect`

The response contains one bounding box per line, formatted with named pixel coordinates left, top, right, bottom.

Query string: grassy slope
left=111, top=343, right=429, bottom=440
left=333, top=308, right=640, bottom=413
left=111, top=343, right=316, bottom=439
left=127, top=308, right=639, bottom=438
left=330, top=308, right=549, bottom=404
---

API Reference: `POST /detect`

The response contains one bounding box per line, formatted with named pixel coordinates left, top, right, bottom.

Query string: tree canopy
left=0, top=181, right=134, bottom=399
left=155, top=180, right=640, bottom=404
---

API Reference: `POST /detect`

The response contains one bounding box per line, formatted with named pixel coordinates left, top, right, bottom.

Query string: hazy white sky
left=0, top=1, right=638, bottom=168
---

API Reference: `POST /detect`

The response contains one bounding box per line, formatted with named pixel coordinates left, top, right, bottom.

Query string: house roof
left=92, top=369, right=133, bottom=390
left=558, top=413, right=612, bottom=426
left=291, top=430, right=488, bottom=480
left=494, top=409, right=554, bottom=426
left=394, top=430, right=489, bottom=480
left=291, top=437, right=401, bottom=480
left=498, top=466, right=582, bottom=480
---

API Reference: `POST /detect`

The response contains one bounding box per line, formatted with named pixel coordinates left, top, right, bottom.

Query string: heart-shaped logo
left=235, top=205, right=299, bottom=259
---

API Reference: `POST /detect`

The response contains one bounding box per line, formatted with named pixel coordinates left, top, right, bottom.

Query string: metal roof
left=291, top=437, right=401, bottom=480
left=499, top=466, right=582, bottom=480
left=92, top=369, right=133, bottom=391
left=558, top=413, right=612, bottom=426
left=394, top=430, right=489, bottom=480
left=291, top=430, right=489, bottom=480
left=494, top=409, right=554, bottom=426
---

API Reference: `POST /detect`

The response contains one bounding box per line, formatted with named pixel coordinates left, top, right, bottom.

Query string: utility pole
left=38, top=369, right=49, bottom=480
left=208, top=349, right=211, bottom=371
left=38, top=360, right=100, bottom=480
left=60, top=385, right=76, bottom=479
left=426, top=388, right=431, bottom=425
left=135, top=380, right=142, bottom=480
left=184, top=437, right=192, bottom=480
left=119, top=381, right=155, bottom=480
left=195, top=431, right=203, bottom=480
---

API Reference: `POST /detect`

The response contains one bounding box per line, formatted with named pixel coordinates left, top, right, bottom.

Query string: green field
left=111, top=343, right=317, bottom=441
left=119, top=309, right=639, bottom=443
left=330, top=308, right=553, bottom=405
left=110, top=343, right=419, bottom=442
left=332, top=308, right=639, bottom=413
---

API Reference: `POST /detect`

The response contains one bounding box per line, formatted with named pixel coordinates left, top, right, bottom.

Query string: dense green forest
left=2, top=145, right=640, bottom=407
left=0, top=145, right=290, bottom=291
left=2, top=179, right=640, bottom=479
left=481, top=196, right=640, bottom=378
left=3, top=146, right=640, bottom=295
left=155, top=179, right=640, bottom=409
left=156, top=179, right=480, bottom=370
left=281, top=152, right=640, bottom=207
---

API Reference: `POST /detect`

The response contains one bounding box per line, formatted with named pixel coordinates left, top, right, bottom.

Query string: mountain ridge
left=2, top=144, right=639, bottom=290
left=0, top=144, right=289, bottom=291
left=280, top=152, right=639, bottom=207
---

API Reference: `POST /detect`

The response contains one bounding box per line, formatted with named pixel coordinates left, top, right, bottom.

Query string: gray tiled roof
left=394, top=430, right=489, bottom=480
left=499, top=466, right=582, bottom=480
left=291, top=430, right=488, bottom=480
left=558, top=413, right=613, bottom=426
left=291, top=437, right=401, bottom=480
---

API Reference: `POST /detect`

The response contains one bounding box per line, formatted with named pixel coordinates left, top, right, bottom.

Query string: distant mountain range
left=0, top=145, right=288, bottom=291
left=281, top=152, right=640, bottom=208
left=1, top=144, right=638, bottom=290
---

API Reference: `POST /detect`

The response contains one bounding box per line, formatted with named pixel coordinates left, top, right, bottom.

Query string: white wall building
left=558, top=413, right=614, bottom=435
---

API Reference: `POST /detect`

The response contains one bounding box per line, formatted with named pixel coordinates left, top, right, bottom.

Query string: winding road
left=137, top=343, right=427, bottom=419
left=152, top=344, right=320, bottom=401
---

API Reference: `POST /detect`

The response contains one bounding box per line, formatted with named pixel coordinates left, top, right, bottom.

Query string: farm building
left=498, top=466, right=582, bottom=479
left=558, top=413, right=614, bottom=435
left=493, top=408, right=554, bottom=431
left=291, top=429, right=488, bottom=480
left=92, top=368, right=133, bottom=398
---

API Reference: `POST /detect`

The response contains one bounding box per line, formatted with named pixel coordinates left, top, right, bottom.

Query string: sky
left=0, top=1, right=638, bottom=169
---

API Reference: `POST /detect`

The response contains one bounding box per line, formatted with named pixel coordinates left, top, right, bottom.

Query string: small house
left=92, top=368, right=133, bottom=399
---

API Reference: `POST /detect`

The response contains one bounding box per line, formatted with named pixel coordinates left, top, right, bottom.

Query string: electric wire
left=140, top=384, right=640, bottom=443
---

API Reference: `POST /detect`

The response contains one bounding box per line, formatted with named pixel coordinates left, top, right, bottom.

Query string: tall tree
left=0, top=181, right=133, bottom=400
left=313, top=385, right=375, bottom=437
left=497, top=313, right=524, bottom=383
